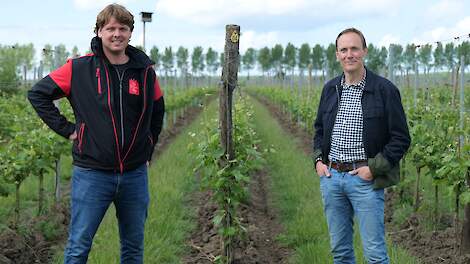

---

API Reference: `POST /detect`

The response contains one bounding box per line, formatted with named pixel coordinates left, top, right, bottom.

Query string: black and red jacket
left=28, top=37, right=165, bottom=173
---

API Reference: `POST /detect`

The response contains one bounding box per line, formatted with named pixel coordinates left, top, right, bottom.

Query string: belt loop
left=353, top=162, right=356, bottom=170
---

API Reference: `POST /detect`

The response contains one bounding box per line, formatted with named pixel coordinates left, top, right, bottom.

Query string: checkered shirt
left=328, top=71, right=367, bottom=163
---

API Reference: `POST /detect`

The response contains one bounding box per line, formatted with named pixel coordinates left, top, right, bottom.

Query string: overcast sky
left=1, top=0, right=470, bottom=57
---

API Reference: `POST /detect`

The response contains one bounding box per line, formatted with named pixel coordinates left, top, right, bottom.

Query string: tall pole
left=459, top=55, right=465, bottom=148
left=388, top=44, right=394, bottom=84
left=140, top=12, right=153, bottom=53
left=143, top=21, right=146, bottom=52
left=414, top=62, right=419, bottom=108
left=461, top=55, right=470, bottom=255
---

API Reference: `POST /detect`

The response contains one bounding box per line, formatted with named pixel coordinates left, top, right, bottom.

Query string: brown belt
left=329, top=160, right=368, bottom=172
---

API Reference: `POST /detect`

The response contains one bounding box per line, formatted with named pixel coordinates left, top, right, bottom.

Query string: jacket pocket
left=322, top=104, right=335, bottom=124
left=368, top=152, right=399, bottom=189
left=364, top=106, right=384, bottom=118
left=78, top=123, right=86, bottom=154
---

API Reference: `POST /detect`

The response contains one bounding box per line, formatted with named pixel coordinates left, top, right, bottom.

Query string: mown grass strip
left=249, top=97, right=419, bottom=264
left=53, top=102, right=216, bottom=263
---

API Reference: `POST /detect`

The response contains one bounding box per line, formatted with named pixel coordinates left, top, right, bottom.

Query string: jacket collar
left=363, top=68, right=377, bottom=93
left=90, top=36, right=154, bottom=69
left=333, top=67, right=377, bottom=93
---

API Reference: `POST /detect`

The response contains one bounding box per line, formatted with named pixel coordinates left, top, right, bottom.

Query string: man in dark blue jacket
left=28, top=4, right=164, bottom=263
left=313, top=28, right=410, bottom=264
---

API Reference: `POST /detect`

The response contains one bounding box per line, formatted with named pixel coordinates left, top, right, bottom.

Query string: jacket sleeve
left=150, top=72, right=165, bottom=147
left=27, top=60, right=75, bottom=139
left=380, top=82, right=411, bottom=166
left=312, top=85, right=327, bottom=161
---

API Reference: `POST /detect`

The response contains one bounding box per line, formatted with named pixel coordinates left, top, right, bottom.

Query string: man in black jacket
left=313, top=28, right=410, bottom=264
left=28, top=4, right=164, bottom=263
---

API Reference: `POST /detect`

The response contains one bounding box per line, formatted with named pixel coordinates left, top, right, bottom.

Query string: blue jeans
left=64, top=164, right=149, bottom=264
left=319, top=168, right=389, bottom=264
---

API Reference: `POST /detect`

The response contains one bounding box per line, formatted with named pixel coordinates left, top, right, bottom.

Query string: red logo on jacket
left=129, top=79, right=140, bottom=95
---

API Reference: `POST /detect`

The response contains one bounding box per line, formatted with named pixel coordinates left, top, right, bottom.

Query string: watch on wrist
left=315, top=156, right=322, bottom=165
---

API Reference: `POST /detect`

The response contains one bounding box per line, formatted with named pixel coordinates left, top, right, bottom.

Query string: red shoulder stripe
left=153, top=76, right=163, bottom=101
left=49, top=59, right=72, bottom=96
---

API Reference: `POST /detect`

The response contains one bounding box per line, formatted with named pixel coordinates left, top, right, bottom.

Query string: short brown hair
left=94, top=4, right=134, bottom=34
left=335, top=28, right=367, bottom=50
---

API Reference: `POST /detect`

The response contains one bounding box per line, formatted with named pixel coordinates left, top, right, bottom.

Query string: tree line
left=146, top=41, right=470, bottom=81
left=1, top=41, right=469, bottom=92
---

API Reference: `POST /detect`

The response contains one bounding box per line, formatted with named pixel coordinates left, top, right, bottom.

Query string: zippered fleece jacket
left=313, top=68, right=410, bottom=189
left=28, top=37, right=165, bottom=173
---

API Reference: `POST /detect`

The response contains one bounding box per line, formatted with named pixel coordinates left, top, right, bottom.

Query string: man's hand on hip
left=349, top=166, right=373, bottom=181
left=316, top=161, right=331, bottom=177
left=69, top=131, right=77, bottom=141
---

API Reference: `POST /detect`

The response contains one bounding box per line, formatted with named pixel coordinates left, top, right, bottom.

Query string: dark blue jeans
left=64, top=164, right=149, bottom=264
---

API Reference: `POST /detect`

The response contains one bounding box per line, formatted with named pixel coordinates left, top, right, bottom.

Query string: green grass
left=51, top=103, right=214, bottom=264
left=249, top=97, right=419, bottom=264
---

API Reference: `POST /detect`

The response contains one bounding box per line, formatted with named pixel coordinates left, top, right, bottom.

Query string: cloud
left=425, top=0, right=464, bottom=21
left=378, top=34, right=401, bottom=48
left=73, top=0, right=134, bottom=10
left=156, top=0, right=309, bottom=25
left=239, top=31, right=280, bottom=52
left=155, top=0, right=401, bottom=29
left=411, top=16, right=470, bottom=46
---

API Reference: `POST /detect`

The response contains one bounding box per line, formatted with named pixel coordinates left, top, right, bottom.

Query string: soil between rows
left=183, top=168, right=291, bottom=264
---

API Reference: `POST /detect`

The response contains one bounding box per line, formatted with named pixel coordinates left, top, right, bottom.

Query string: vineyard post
left=459, top=55, right=465, bottom=149
left=460, top=55, right=470, bottom=254
left=53, top=100, right=61, bottom=202
left=297, top=72, right=302, bottom=124
left=414, top=61, right=418, bottom=108
left=55, top=159, right=61, bottom=202
left=219, top=24, right=240, bottom=263
left=388, top=44, right=394, bottom=85
left=38, top=60, right=44, bottom=79
left=173, top=69, right=177, bottom=94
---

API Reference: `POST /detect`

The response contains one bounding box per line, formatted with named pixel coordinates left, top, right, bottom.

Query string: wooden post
left=53, top=100, right=61, bottom=203
left=219, top=24, right=240, bottom=263
left=219, top=25, right=240, bottom=162
left=55, top=159, right=61, bottom=202
left=460, top=56, right=470, bottom=255
left=462, top=171, right=470, bottom=254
